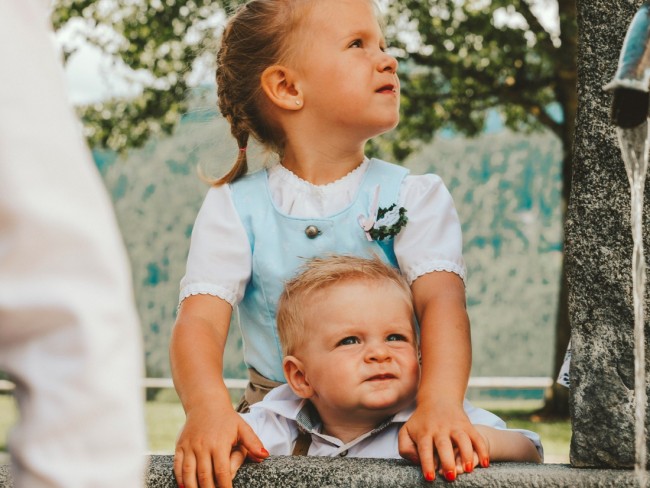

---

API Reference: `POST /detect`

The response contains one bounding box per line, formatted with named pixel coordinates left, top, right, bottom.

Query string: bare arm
left=398, top=271, right=489, bottom=482
left=474, top=425, right=542, bottom=464
left=170, top=295, right=267, bottom=488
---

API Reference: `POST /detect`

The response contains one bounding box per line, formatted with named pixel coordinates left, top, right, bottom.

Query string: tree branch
left=517, top=0, right=557, bottom=54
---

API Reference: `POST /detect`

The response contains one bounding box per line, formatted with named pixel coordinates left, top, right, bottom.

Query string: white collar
left=250, top=384, right=414, bottom=447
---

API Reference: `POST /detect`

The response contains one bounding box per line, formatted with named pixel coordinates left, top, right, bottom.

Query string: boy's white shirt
left=241, top=384, right=544, bottom=460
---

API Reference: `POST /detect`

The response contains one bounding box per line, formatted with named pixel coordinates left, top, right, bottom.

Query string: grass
left=0, top=392, right=571, bottom=463
left=484, top=404, right=571, bottom=463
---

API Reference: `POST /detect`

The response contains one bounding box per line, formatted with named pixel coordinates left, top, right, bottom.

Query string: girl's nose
left=377, top=51, right=398, bottom=73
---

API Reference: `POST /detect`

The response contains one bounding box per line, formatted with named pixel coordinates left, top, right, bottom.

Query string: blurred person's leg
left=0, top=2, right=146, bottom=487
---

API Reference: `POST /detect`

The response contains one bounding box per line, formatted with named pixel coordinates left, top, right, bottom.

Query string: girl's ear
left=283, top=355, right=314, bottom=398
left=260, top=65, right=303, bottom=111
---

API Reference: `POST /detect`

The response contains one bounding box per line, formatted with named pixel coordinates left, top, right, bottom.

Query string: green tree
left=384, top=0, right=575, bottom=418
left=52, top=0, right=575, bottom=416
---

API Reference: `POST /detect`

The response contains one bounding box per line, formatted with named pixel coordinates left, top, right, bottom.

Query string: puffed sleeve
left=395, top=174, right=467, bottom=285
left=179, top=185, right=252, bottom=306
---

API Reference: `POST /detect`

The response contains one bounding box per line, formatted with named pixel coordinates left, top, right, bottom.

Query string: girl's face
left=292, top=0, right=400, bottom=142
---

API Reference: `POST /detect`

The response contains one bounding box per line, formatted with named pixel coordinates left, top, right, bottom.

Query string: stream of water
left=617, top=121, right=649, bottom=487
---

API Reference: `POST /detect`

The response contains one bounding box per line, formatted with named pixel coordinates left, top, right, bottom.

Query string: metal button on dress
left=338, top=450, right=348, bottom=457
left=305, top=225, right=321, bottom=239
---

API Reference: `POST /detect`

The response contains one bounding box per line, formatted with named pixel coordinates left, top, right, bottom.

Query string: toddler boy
left=240, top=255, right=542, bottom=478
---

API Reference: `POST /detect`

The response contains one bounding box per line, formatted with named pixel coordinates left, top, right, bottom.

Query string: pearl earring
left=296, top=100, right=301, bottom=106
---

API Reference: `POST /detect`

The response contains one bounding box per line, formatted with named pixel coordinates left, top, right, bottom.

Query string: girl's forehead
left=298, top=0, right=380, bottom=32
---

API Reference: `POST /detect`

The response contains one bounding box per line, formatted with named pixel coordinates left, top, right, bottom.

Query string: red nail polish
left=465, top=462, right=473, bottom=473
left=481, top=458, right=490, bottom=468
left=445, top=471, right=456, bottom=481
left=425, top=471, right=435, bottom=481
left=261, top=447, right=269, bottom=456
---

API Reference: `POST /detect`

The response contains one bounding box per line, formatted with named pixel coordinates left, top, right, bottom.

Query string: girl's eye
left=338, top=336, right=360, bottom=346
left=387, top=334, right=407, bottom=342
left=349, top=39, right=363, bottom=48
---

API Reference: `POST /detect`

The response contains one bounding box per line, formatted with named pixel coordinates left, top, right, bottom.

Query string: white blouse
left=180, top=159, right=466, bottom=306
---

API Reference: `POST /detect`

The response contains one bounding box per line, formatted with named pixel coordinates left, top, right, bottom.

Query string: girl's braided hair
left=214, top=0, right=311, bottom=185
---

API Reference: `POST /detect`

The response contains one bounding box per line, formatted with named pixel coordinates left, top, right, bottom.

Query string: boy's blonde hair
left=277, top=255, right=413, bottom=357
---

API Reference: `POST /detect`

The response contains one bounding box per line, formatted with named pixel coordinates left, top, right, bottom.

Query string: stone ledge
left=0, top=455, right=644, bottom=487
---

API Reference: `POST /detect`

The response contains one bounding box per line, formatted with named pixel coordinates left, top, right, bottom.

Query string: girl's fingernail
left=261, top=448, right=269, bottom=456
left=445, top=470, right=456, bottom=481
left=465, top=462, right=473, bottom=473
left=481, top=458, right=490, bottom=468
left=425, top=471, right=435, bottom=481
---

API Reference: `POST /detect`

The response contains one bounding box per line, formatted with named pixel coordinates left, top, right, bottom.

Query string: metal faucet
left=604, top=1, right=650, bottom=128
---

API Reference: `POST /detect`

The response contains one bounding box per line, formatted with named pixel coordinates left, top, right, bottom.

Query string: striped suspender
left=292, top=430, right=312, bottom=456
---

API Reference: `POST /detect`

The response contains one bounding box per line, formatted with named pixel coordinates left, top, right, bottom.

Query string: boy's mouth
left=367, top=373, right=396, bottom=381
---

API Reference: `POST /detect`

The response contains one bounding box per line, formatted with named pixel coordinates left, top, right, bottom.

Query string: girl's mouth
left=376, top=85, right=396, bottom=94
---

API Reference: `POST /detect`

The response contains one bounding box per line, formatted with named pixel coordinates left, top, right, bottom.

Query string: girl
left=170, top=1, right=488, bottom=487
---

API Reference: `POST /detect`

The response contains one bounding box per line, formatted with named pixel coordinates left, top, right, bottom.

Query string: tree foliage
left=52, top=0, right=225, bottom=151
left=385, top=1, right=575, bottom=162
left=53, top=0, right=576, bottom=164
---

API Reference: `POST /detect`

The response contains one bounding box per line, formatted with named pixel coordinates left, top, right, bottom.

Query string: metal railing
left=0, top=377, right=553, bottom=393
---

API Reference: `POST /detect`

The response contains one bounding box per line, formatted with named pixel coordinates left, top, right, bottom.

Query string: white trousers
left=0, top=1, right=146, bottom=486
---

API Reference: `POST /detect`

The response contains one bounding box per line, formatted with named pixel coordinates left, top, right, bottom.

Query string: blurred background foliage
left=51, top=0, right=576, bottom=417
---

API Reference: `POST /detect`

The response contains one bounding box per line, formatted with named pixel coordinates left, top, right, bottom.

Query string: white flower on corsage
left=358, top=185, right=408, bottom=241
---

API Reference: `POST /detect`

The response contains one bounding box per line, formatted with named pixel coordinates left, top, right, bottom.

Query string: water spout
left=605, top=3, right=650, bottom=486
left=604, top=1, right=650, bottom=127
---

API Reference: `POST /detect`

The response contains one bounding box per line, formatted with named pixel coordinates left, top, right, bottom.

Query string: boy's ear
left=283, top=355, right=314, bottom=399
left=260, top=65, right=303, bottom=111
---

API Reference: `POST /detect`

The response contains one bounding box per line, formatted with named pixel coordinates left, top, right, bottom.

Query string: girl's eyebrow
left=340, top=28, right=384, bottom=42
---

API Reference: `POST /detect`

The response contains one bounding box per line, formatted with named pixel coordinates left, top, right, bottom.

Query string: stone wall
left=567, top=0, right=650, bottom=468
left=0, top=456, right=644, bottom=488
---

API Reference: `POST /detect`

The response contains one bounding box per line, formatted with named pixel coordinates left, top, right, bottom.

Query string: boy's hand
left=173, top=405, right=268, bottom=488
left=397, top=399, right=489, bottom=482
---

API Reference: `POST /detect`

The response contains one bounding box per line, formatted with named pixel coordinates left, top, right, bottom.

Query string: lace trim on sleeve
left=405, top=261, right=467, bottom=285
left=178, top=283, right=238, bottom=308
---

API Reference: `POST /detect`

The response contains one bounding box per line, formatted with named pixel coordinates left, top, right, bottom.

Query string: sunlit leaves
left=383, top=0, right=573, bottom=160
left=51, top=0, right=574, bottom=159
left=53, top=0, right=223, bottom=153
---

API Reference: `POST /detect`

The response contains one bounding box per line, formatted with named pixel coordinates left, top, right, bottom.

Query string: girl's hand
left=440, top=428, right=489, bottom=478
left=173, top=404, right=268, bottom=488
left=398, top=399, right=489, bottom=482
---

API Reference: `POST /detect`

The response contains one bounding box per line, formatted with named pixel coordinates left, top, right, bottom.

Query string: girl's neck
left=281, top=144, right=366, bottom=186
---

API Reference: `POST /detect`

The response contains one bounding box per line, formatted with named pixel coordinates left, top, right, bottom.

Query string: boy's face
left=286, top=278, right=419, bottom=425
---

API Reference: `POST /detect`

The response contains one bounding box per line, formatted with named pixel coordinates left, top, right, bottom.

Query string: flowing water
left=617, top=121, right=649, bottom=487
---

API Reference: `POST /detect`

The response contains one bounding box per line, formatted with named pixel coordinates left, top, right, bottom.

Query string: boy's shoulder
left=246, top=384, right=304, bottom=420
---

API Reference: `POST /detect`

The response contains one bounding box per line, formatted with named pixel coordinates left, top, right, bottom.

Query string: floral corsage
left=358, top=185, right=408, bottom=241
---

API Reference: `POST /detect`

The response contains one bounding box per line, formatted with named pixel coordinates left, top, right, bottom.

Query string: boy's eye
left=337, top=336, right=360, bottom=346
left=349, top=39, right=363, bottom=48
left=387, top=334, right=407, bottom=342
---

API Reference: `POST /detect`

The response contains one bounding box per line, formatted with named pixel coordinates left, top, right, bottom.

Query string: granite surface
left=568, top=0, right=650, bottom=468
left=0, top=456, right=645, bottom=488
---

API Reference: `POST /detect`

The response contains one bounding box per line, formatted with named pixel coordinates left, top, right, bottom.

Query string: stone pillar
left=568, top=0, right=650, bottom=468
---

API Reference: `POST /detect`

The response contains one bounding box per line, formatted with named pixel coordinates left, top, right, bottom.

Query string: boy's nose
left=365, top=342, right=391, bottom=362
